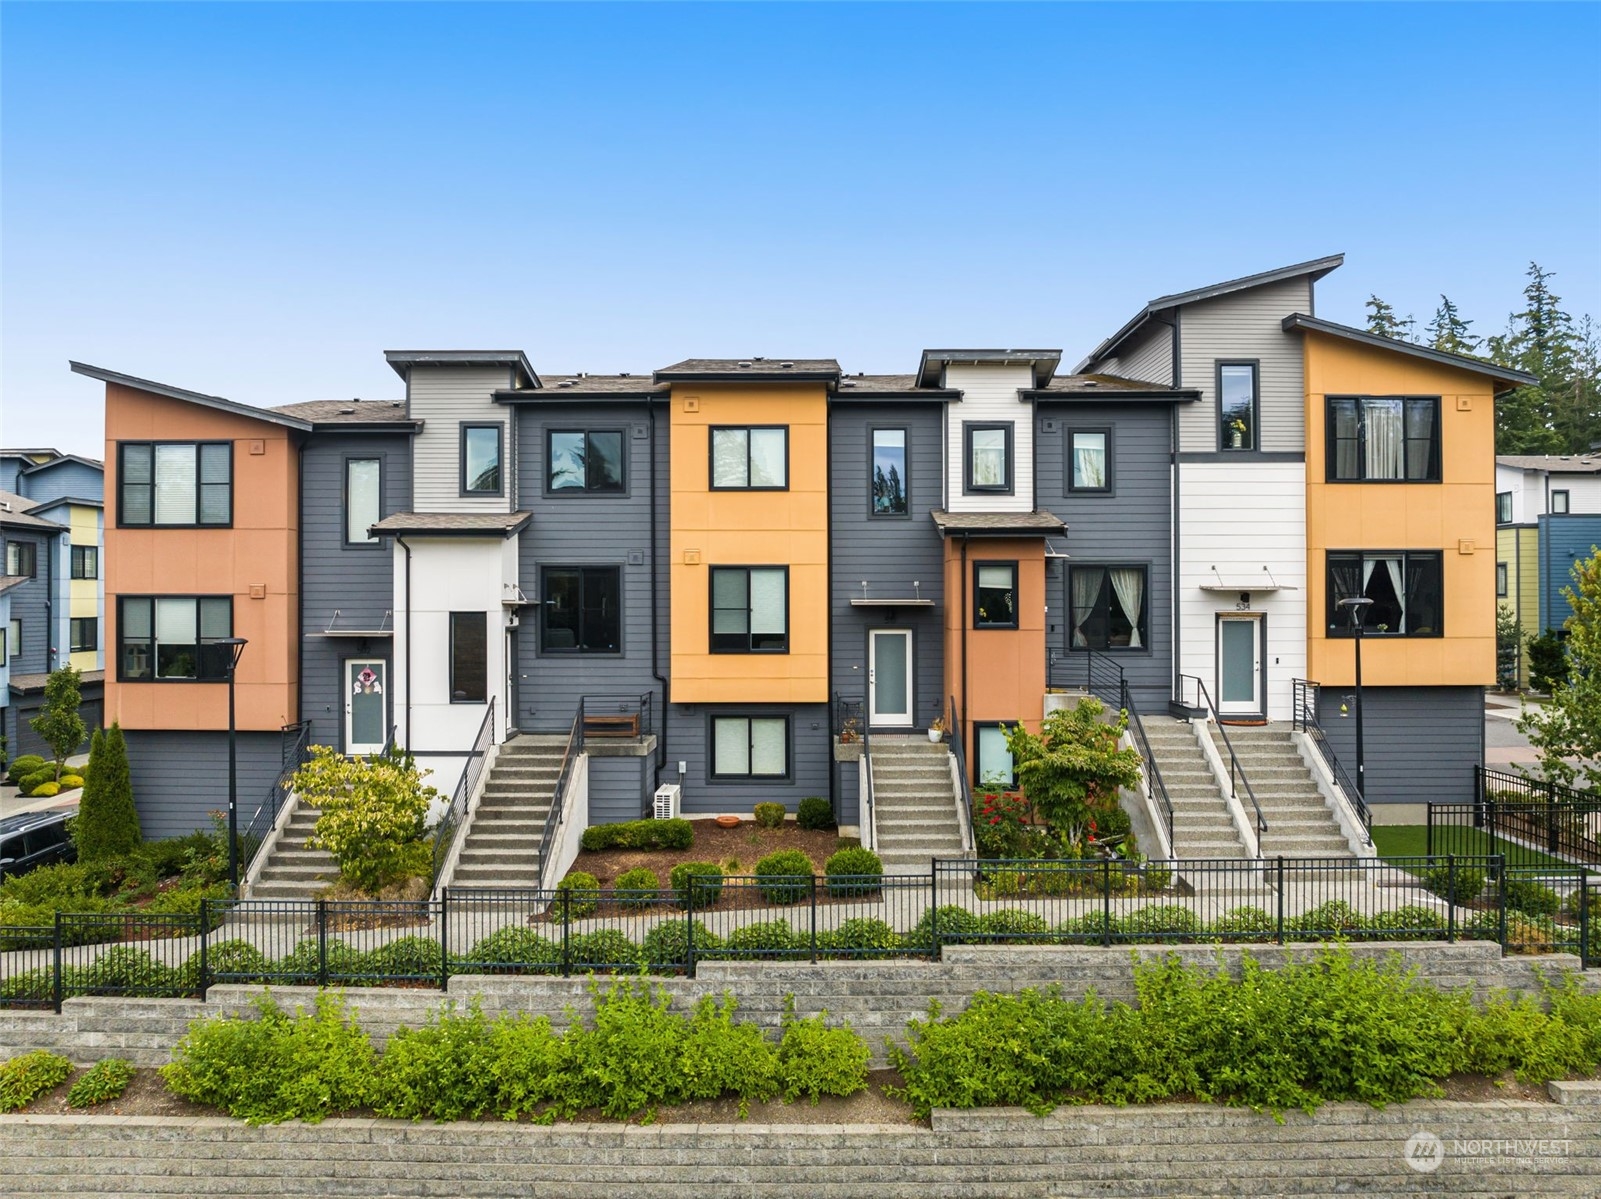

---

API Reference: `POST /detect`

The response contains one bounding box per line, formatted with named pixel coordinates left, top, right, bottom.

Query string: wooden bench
left=583, top=713, right=640, bottom=739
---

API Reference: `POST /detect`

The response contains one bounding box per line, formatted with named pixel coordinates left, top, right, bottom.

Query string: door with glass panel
left=868, top=629, right=913, bottom=727
left=345, top=659, right=387, bottom=755
left=1216, top=617, right=1262, bottom=716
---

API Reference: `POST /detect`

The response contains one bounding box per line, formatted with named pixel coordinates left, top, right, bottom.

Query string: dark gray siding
left=7, top=684, right=101, bottom=759
left=123, top=729, right=286, bottom=840
left=299, top=432, right=411, bottom=752
left=2, top=531, right=54, bottom=675
left=1315, top=686, right=1484, bottom=812
left=21, top=461, right=104, bottom=506
left=829, top=404, right=947, bottom=826
left=666, top=702, right=831, bottom=815
left=587, top=755, right=650, bottom=825
left=1036, top=403, right=1174, bottom=714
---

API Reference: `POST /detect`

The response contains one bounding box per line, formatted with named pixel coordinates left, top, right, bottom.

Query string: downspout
left=648, top=400, right=668, bottom=789
left=295, top=435, right=305, bottom=734
left=1154, top=312, right=1181, bottom=703
left=1514, top=525, right=1524, bottom=681
left=960, top=532, right=970, bottom=772
left=46, top=532, right=58, bottom=671
left=397, top=534, right=413, bottom=747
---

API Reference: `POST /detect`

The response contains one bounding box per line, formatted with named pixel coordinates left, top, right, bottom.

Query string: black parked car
left=0, top=806, right=78, bottom=882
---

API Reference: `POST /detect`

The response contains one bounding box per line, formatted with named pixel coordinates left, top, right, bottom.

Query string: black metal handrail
left=1292, top=679, right=1371, bottom=838
left=833, top=692, right=864, bottom=740
left=1119, top=678, right=1175, bottom=855
left=1178, top=674, right=1266, bottom=842
left=238, top=721, right=313, bottom=887
left=948, top=695, right=974, bottom=854
left=536, top=699, right=585, bottom=888
left=861, top=699, right=876, bottom=851
left=429, top=698, right=496, bottom=890
left=578, top=692, right=654, bottom=744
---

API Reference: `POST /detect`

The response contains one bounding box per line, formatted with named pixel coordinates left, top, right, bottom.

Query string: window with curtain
left=1068, top=429, right=1110, bottom=492
left=1325, top=551, right=1444, bottom=636
left=345, top=458, right=382, bottom=545
left=540, top=566, right=621, bottom=653
left=1218, top=363, right=1257, bottom=451
left=711, top=715, right=789, bottom=779
left=449, top=611, right=488, bottom=701
left=964, top=423, right=1012, bottom=493
left=710, top=427, right=787, bottom=489
left=871, top=428, right=908, bottom=515
left=548, top=429, right=625, bottom=492
left=1496, top=492, right=1513, bottom=524
left=119, top=442, right=232, bottom=526
left=974, top=562, right=1018, bottom=628
left=1067, top=565, right=1148, bottom=650
left=975, top=725, right=1016, bottom=788
left=1326, top=396, right=1440, bottom=482
left=117, top=596, right=233, bottom=681
left=710, top=566, right=788, bottom=652
left=5, top=541, right=36, bottom=578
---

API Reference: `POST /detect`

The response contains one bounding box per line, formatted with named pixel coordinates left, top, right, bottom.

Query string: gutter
left=397, top=535, right=413, bottom=747
left=648, top=401, right=668, bottom=786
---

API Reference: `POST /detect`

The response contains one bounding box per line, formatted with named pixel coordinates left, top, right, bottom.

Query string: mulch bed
left=570, top=821, right=855, bottom=887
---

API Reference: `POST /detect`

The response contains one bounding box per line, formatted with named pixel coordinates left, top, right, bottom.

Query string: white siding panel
left=1102, top=324, right=1173, bottom=387
left=1178, top=277, right=1310, bottom=455
left=944, top=363, right=1034, bottom=514
left=409, top=366, right=514, bottom=512
left=1178, top=461, right=1306, bottom=720
left=1501, top=465, right=1601, bottom=520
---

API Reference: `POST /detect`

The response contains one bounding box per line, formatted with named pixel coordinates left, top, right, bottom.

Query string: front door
left=1216, top=616, right=1262, bottom=716
left=345, top=659, right=387, bottom=755
left=869, top=629, right=913, bottom=727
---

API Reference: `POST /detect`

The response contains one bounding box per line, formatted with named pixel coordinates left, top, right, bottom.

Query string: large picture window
left=345, top=458, right=382, bottom=545
left=710, top=427, right=787, bottom=489
left=711, top=715, right=789, bottom=779
left=70, top=545, right=98, bottom=579
left=975, top=724, right=1016, bottom=789
left=118, top=596, right=233, bottom=681
left=548, top=430, right=625, bottom=493
left=1218, top=362, right=1258, bottom=451
left=964, top=423, right=1012, bottom=494
left=1327, top=396, right=1440, bottom=482
left=974, top=562, right=1018, bottom=629
left=540, top=566, right=621, bottom=653
left=1068, top=565, right=1148, bottom=650
left=119, top=442, right=232, bottom=526
left=710, top=566, right=788, bottom=652
left=871, top=428, right=908, bottom=515
left=5, top=541, right=36, bottom=578
left=460, top=425, right=503, bottom=496
left=1326, top=551, right=1444, bottom=637
left=449, top=611, right=488, bottom=702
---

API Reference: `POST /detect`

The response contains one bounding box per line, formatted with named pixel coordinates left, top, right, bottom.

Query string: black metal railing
left=579, top=693, right=654, bottom=744
left=1047, top=647, right=1128, bottom=707
left=429, top=697, right=496, bottom=890
left=1424, top=768, right=1601, bottom=867
left=1291, top=679, right=1371, bottom=839
left=237, top=721, right=314, bottom=890
left=948, top=695, right=974, bottom=855
left=861, top=699, right=876, bottom=852
left=833, top=693, right=864, bottom=741
left=1118, top=677, right=1175, bottom=856
left=535, top=700, right=586, bottom=889
left=1177, top=674, right=1266, bottom=845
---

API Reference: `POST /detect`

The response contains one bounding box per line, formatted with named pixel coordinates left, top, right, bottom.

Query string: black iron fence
left=1426, top=767, right=1601, bottom=868
left=4, top=853, right=1593, bottom=1010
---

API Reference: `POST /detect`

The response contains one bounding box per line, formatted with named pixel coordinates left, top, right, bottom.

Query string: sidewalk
left=0, top=754, right=90, bottom=821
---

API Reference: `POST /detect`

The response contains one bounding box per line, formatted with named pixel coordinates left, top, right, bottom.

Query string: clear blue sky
left=3, top=2, right=1597, bottom=455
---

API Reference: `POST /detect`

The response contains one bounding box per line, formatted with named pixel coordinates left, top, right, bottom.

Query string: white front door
left=1216, top=617, right=1262, bottom=716
left=868, top=629, right=913, bottom=727
left=345, top=659, right=387, bottom=755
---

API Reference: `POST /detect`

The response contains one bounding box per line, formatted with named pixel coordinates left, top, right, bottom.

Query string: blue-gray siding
left=5, top=684, right=102, bottom=759
left=20, top=461, right=104, bottom=506
left=1537, top=514, right=1601, bottom=633
left=123, top=729, right=287, bottom=840
left=587, top=756, right=650, bottom=825
left=1036, top=403, right=1175, bottom=714
left=1315, top=686, right=1484, bottom=811
left=665, top=702, right=831, bottom=815
left=2, top=531, right=54, bottom=675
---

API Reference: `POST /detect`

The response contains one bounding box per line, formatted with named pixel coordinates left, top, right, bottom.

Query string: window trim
left=5, top=619, right=18, bottom=663
left=868, top=425, right=910, bottom=518
left=963, top=422, right=1014, bottom=495
left=458, top=423, right=505, bottom=498
left=973, top=721, right=1019, bottom=790
left=1066, top=426, right=1114, bottom=495
left=115, top=595, right=235, bottom=683
left=1324, top=550, right=1446, bottom=639
left=116, top=441, right=234, bottom=528
left=1324, top=395, right=1442, bottom=483
left=973, top=560, right=1020, bottom=630
left=1216, top=360, right=1260, bottom=453
left=1496, top=491, right=1513, bottom=524
left=1552, top=489, right=1571, bottom=515
left=70, top=544, right=98, bottom=580
left=707, top=714, right=792, bottom=782
left=342, top=455, right=384, bottom=548
left=5, top=540, right=37, bottom=579
left=1065, top=562, right=1152, bottom=654
left=538, top=564, right=624, bottom=655
left=545, top=428, right=628, bottom=496
left=1496, top=562, right=1509, bottom=598
left=708, top=565, right=790, bottom=654
left=708, top=425, right=790, bottom=491
left=70, top=617, right=97, bottom=654
left=448, top=610, right=489, bottom=703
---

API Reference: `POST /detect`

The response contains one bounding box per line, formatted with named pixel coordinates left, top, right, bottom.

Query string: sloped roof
left=654, top=358, right=841, bottom=383
left=929, top=509, right=1067, bottom=537
left=1281, top=314, right=1538, bottom=391
left=369, top=511, right=532, bottom=537
left=1497, top=454, right=1601, bottom=474
left=0, top=490, right=67, bottom=532
left=270, top=399, right=418, bottom=428
left=69, top=362, right=315, bottom=431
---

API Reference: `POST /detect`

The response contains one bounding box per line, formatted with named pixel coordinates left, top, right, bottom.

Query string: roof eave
left=493, top=389, right=664, bottom=404
left=1024, top=388, right=1201, bottom=403
left=916, top=350, right=1064, bottom=388
left=69, top=362, right=315, bottom=431
left=1281, top=313, right=1539, bottom=391
left=383, top=351, right=541, bottom=389
left=650, top=370, right=840, bottom=384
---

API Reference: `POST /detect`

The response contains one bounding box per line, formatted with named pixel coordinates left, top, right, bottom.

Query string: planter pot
left=714, top=815, right=742, bottom=829
left=928, top=729, right=944, bottom=744
left=1230, top=431, right=1244, bottom=449
left=833, top=737, right=862, bottom=762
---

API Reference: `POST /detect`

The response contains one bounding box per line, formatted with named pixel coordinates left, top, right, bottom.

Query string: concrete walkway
left=0, top=753, right=89, bottom=821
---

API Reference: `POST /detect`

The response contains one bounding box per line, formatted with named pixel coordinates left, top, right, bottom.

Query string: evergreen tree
left=73, top=722, right=141, bottom=860
left=1365, top=295, right=1408, bottom=340
left=1426, top=294, right=1480, bottom=356
left=30, top=666, right=86, bottom=780
left=1489, top=262, right=1596, bottom=454
left=1517, top=549, right=1601, bottom=790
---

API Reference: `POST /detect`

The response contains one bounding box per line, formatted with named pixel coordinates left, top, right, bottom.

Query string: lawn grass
left=1370, top=822, right=1572, bottom=870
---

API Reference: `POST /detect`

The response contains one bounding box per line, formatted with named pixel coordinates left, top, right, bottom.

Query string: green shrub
left=273, top=939, right=371, bottom=982
left=1294, top=900, right=1363, bottom=936
left=1070, top=911, right=1121, bottom=941
left=796, top=797, right=834, bottom=831
left=19, top=769, right=54, bottom=794
left=82, top=946, right=179, bottom=995
left=823, top=917, right=900, bottom=958
left=1210, top=906, right=1276, bottom=940
left=668, top=860, right=724, bottom=908
left=1121, top=904, right=1203, bottom=939
left=463, top=927, right=561, bottom=973
left=369, top=936, right=443, bottom=978
left=296, top=745, right=435, bottom=892
left=1458, top=990, right=1593, bottom=1083
left=66, top=1058, right=136, bottom=1108
left=641, top=919, right=720, bottom=969
left=486, top=1013, right=565, bottom=1120
left=905, top=904, right=983, bottom=951
left=777, top=996, right=868, bottom=1103
left=0, top=1050, right=73, bottom=1112
left=724, top=920, right=802, bottom=958
left=5, top=754, right=45, bottom=785
left=72, top=725, right=141, bottom=862
left=201, top=939, right=271, bottom=982
left=557, top=871, right=600, bottom=918
left=579, top=818, right=694, bottom=853
left=1136, top=859, right=1173, bottom=893
left=753, top=849, right=814, bottom=904
left=29, top=781, right=61, bottom=799
left=57, top=775, right=85, bottom=791
left=145, top=882, right=231, bottom=921
left=978, top=908, right=1049, bottom=940
left=375, top=1001, right=498, bottom=1121
left=1417, top=863, right=1487, bottom=904
left=555, top=978, right=689, bottom=1119
left=753, top=802, right=786, bottom=829
left=823, top=845, right=882, bottom=897
left=567, top=929, right=642, bottom=970
left=1370, top=906, right=1449, bottom=939
left=1499, top=877, right=1562, bottom=918
left=677, top=993, right=780, bottom=1112
left=614, top=867, right=661, bottom=909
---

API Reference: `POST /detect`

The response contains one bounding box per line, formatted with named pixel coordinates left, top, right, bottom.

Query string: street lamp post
left=218, top=637, right=249, bottom=891
left=1335, top=597, right=1374, bottom=806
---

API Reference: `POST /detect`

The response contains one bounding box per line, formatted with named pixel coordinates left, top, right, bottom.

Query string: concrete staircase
left=248, top=806, right=339, bottom=900
left=445, top=735, right=565, bottom=888
left=1138, top=719, right=1250, bottom=861
left=868, top=736, right=967, bottom=871
left=1207, top=722, right=1357, bottom=859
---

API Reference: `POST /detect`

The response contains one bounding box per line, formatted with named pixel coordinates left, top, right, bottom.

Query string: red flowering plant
left=972, top=789, right=1047, bottom=860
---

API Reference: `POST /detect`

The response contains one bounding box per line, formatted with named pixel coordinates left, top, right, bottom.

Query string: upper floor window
left=1552, top=490, right=1571, bottom=514
left=70, top=617, right=97, bottom=654
left=965, top=423, right=1013, bottom=494
left=1218, top=362, right=1258, bottom=451
left=1068, top=564, right=1148, bottom=650
left=540, top=566, right=621, bottom=653
left=70, top=545, right=98, bottom=579
left=460, top=425, right=503, bottom=496
left=548, top=430, right=625, bottom=493
left=5, top=541, right=36, bottom=578
left=449, top=611, right=488, bottom=702
left=710, top=566, right=788, bottom=652
left=1326, top=551, right=1444, bottom=637
left=118, top=596, right=233, bottom=681
left=1327, top=396, right=1440, bottom=482
left=871, top=428, right=908, bottom=515
left=1068, top=429, right=1111, bottom=492
left=0, top=619, right=8, bottom=666
left=711, top=427, right=787, bottom=490
left=6, top=619, right=18, bottom=661
left=974, top=562, right=1018, bottom=629
left=119, top=442, right=232, bottom=527
left=1496, top=563, right=1509, bottom=598
left=345, top=458, right=381, bottom=545
left=1496, top=491, right=1513, bottom=524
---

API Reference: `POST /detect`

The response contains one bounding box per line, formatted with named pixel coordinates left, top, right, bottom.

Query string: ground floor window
left=540, top=565, right=621, bottom=653
left=975, top=723, right=1016, bottom=789
left=711, top=715, right=789, bottom=779
left=1068, top=564, right=1148, bottom=650
left=118, top=596, right=232, bottom=681
left=449, top=611, right=488, bottom=702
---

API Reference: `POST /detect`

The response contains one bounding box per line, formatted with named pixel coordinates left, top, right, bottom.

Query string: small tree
left=73, top=723, right=141, bottom=861
left=1527, top=629, right=1569, bottom=693
left=30, top=665, right=86, bottom=781
left=291, top=745, right=438, bottom=893
left=1002, top=698, right=1143, bottom=840
left=1496, top=602, right=1525, bottom=690
left=1518, top=548, right=1601, bottom=790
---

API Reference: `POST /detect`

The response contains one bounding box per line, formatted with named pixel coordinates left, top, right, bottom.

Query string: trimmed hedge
left=579, top=818, right=694, bottom=853
left=753, top=850, right=814, bottom=905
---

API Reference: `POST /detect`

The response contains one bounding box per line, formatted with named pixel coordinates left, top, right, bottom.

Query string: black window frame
left=1065, top=563, right=1151, bottom=653
left=963, top=422, right=1014, bottom=495
left=115, top=595, right=235, bottom=682
left=1496, top=491, right=1513, bottom=524
left=708, top=425, right=789, bottom=491
left=869, top=426, right=910, bottom=517
left=1325, top=550, right=1445, bottom=639
left=973, top=560, right=1019, bottom=630
left=70, top=544, right=98, bottom=579
left=546, top=428, right=627, bottom=495
left=448, top=610, right=489, bottom=703
left=70, top=617, right=97, bottom=654
left=459, top=423, right=505, bottom=497
left=343, top=455, right=384, bottom=548
left=973, top=721, right=1019, bottom=789
left=5, top=540, right=36, bottom=579
left=0, top=619, right=8, bottom=666
left=708, top=565, right=789, bottom=653
left=1552, top=490, right=1571, bottom=515
left=1325, top=395, right=1442, bottom=483
left=1066, top=426, right=1114, bottom=494
left=538, top=565, right=623, bottom=655
left=1216, top=360, right=1260, bottom=453
left=5, top=618, right=17, bottom=663
left=1496, top=562, right=1509, bottom=598
left=117, top=441, right=233, bottom=528
left=708, top=714, right=792, bottom=782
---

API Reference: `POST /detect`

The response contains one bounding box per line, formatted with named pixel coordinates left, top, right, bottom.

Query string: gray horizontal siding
left=1315, top=686, right=1483, bottom=811
left=587, top=756, right=650, bottom=825
left=2, top=531, right=54, bottom=675
left=667, top=702, right=830, bottom=815
left=22, top=461, right=104, bottom=506
left=6, top=684, right=101, bottom=759
left=408, top=366, right=515, bottom=513
left=123, top=729, right=287, bottom=840
left=1103, top=323, right=1173, bottom=387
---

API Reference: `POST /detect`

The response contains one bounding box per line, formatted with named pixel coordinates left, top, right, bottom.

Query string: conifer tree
left=73, top=723, right=141, bottom=860
left=1426, top=294, right=1481, bottom=356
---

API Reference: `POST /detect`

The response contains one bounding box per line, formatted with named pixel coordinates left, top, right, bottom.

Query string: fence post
left=317, top=900, right=328, bottom=988
left=686, top=876, right=696, bottom=978
left=1496, top=854, right=1508, bottom=953
left=560, top=887, right=571, bottom=978
left=931, top=871, right=941, bottom=958
left=1549, top=798, right=1560, bottom=855
left=439, top=890, right=450, bottom=993
left=1102, top=859, right=1113, bottom=947
left=1276, top=858, right=1286, bottom=945
left=1487, top=799, right=1498, bottom=858
left=52, top=912, right=63, bottom=1014
left=198, top=899, right=210, bottom=1001
left=1473, top=765, right=1484, bottom=828
left=1581, top=870, right=1592, bottom=969
left=1446, top=855, right=1457, bottom=943
left=1426, top=804, right=1434, bottom=856
left=810, top=874, right=818, bottom=964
